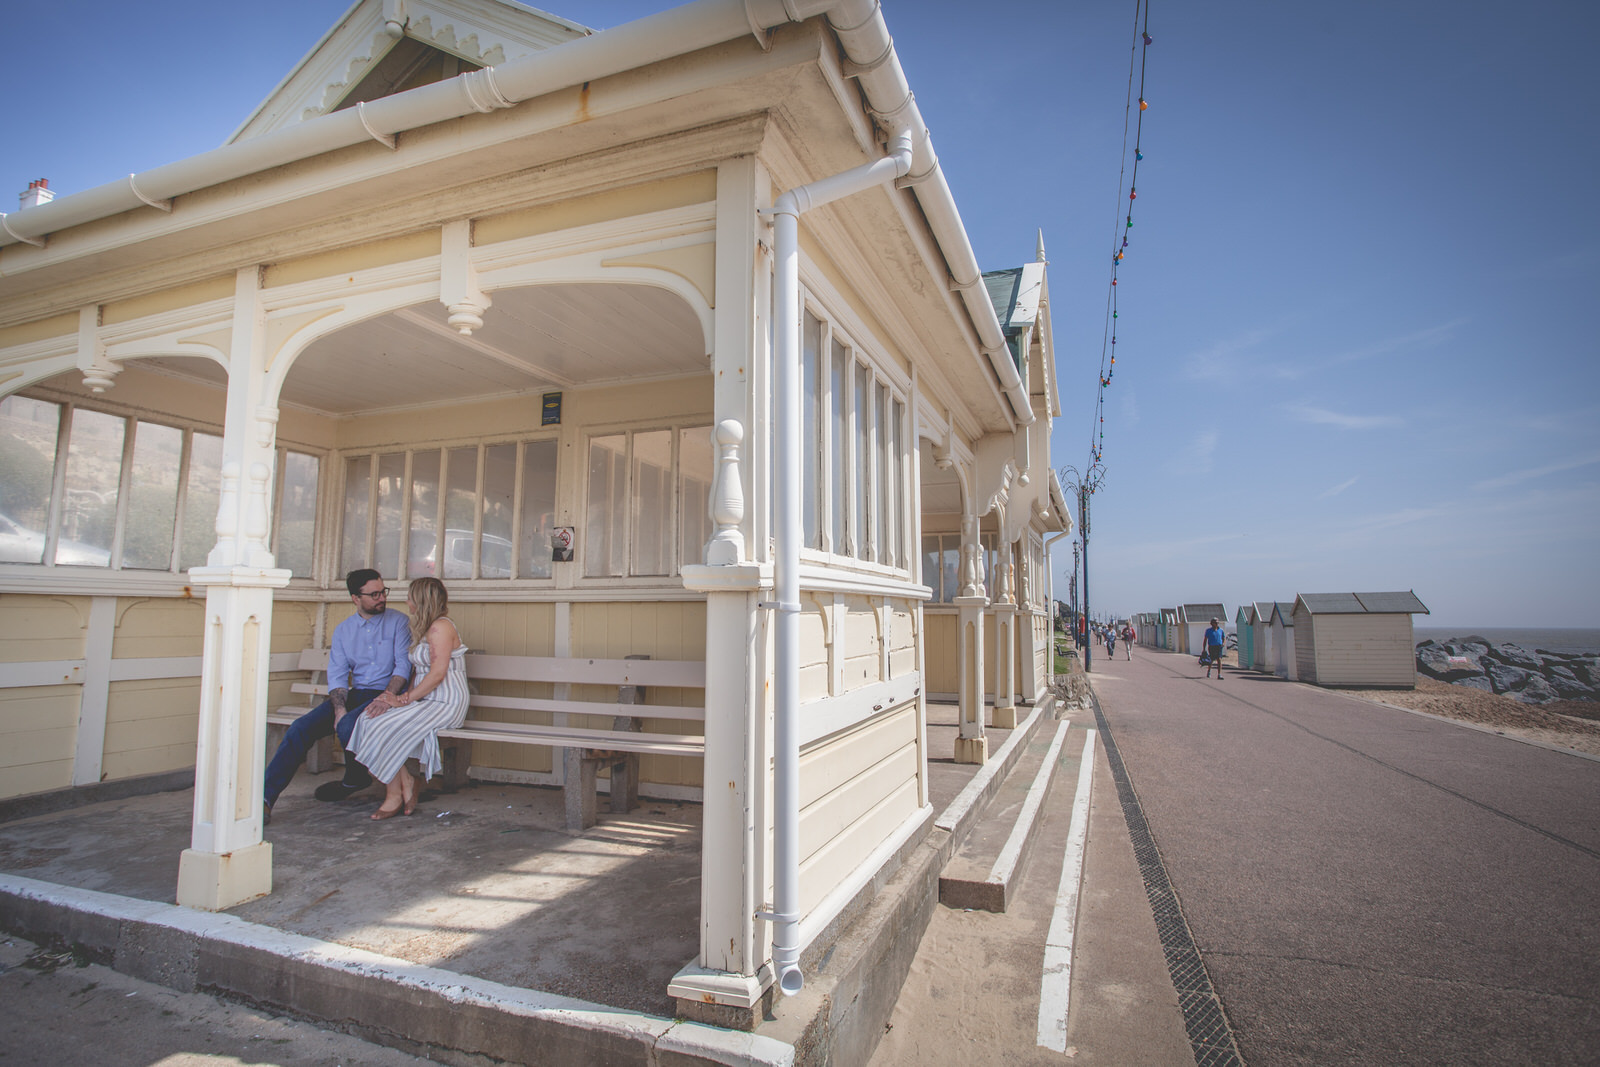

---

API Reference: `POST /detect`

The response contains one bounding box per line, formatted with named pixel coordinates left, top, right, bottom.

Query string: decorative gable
left=229, top=0, right=589, bottom=143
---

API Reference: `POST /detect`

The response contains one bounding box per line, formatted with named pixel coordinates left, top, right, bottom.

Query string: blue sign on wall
left=541, top=392, right=562, bottom=426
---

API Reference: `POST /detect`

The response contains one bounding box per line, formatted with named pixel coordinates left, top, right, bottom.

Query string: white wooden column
left=992, top=537, right=1019, bottom=729
left=177, top=266, right=290, bottom=911
left=953, top=508, right=988, bottom=765
left=670, top=155, right=776, bottom=1025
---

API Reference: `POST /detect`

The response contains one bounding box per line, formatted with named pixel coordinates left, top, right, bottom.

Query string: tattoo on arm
left=330, top=687, right=349, bottom=714
left=386, top=675, right=408, bottom=695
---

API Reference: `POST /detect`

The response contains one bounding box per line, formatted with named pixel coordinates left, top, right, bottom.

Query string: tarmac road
left=1090, top=649, right=1600, bottom=1065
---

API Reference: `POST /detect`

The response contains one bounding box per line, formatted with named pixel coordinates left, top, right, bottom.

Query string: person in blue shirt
left=263, top=569, right=411, bottom=823
left=1203, top=617, right=1227, bottom=679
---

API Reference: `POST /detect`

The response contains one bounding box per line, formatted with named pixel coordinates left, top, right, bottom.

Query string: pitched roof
left=231, top=0, right=589, bottom=143
left=1179, top=603, right=1226, bottom=623
left=1294, top=591, right=1429, bottom=615
left=1270, top=602, right=1295, bottom=626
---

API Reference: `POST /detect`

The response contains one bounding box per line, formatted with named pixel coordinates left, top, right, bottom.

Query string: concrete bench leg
left=609, top=754, right=640, bottom=815
left=439, top=738, right=471, bottom=792
left=306, top=734, right=336, bottom=774
left=564, top=748, right=599, bottom=832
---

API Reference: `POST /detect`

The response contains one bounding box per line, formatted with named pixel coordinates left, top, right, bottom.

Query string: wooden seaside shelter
left=1291, top=592, right=1430, bottom=688
left=1270, top=600, right=1297, bottom=681
left=0, top=0, right=1067, bottom=1023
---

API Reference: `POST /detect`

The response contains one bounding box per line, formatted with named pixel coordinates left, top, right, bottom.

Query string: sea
left=1413, top=627, right=1600, bottom=656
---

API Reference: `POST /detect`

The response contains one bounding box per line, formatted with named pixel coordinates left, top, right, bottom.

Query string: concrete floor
left=0, top=701, right=1011, bottom=1021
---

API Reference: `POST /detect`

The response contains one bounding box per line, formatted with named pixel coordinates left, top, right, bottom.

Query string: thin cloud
left=1472, top=452, right=1600, bottom=492
left=1193, top=430, right=1218, bottom=474
left=1182, top=327, right=1275, bottom=381
left=1318, top=476, right=1359, bottom=499
left=1285, top=404, right=1404, bottom=430
left=1325, top=318, right=1467, bottom=365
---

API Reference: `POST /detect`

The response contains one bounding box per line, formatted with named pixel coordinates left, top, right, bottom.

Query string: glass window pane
left=586, top=434, right=626, bottom=577
left=407, top=450, right=440, bottom=578
left=518, top=440, right=557, bottom=579
left=180, top=432, right=224, bottom=572
left=940, top=540, right=959, bottom=604
left=921, top=535, right=941, bottom=601
left=875, top=379, right=890, bottom=566
left=802, top=310, right=821, bottom=550
left=123, top=421, right=182, bottom=570
left=276, top=451, right=319, bottom=577
left=443, top=446, right=478, bottom=580
left=56, top=408, right=122, bottom=566
left=374, top=452, right=405, bottom=580
left=855, top=362, right=872, bottom=561
left=338, top=454, right=371, bottom=576
left=631, top=430, right=672, bottom=576
left=893, top=399, right=906, bottom=568
left=829, top=339, right=847, bottom=554
left=0, top=395, right=61, bottom=564
left=678, top=425, right=714, bottom=570
left=482, top=443, right=515, bottom=579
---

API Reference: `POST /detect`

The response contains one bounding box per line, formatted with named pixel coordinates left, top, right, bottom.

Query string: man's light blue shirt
left=328, top=609, right=412, bottom=691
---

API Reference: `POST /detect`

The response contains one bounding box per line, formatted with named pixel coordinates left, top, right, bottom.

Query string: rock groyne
left=1416, top=637, right=1598, bottom=704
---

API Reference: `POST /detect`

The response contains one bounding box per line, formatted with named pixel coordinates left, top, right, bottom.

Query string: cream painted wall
left=923, top=611, right=958, bottom=695
left=0, top=596, right=91, bottom=799
left=839, top=595, right=882, bottom=691
left=796, top=701, right=919, bottom=915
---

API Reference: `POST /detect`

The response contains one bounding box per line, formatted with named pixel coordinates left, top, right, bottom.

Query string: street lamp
left=1059, top=463, right=1105, bottom=672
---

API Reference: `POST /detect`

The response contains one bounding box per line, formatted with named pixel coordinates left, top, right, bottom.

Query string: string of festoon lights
left=1090, top=0, right=1153, bottom=469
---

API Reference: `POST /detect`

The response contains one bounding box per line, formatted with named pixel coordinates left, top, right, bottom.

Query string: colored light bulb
left=1139, top=99, right=1148, bottom=111
left=1143, top=32, right=1152, bottom=45
left=1136, top=150, right=1144, bottom=161
left=1129, top=189, right=1137, bottom=200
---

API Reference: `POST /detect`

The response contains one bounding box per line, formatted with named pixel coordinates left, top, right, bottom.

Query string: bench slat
left=464, top=653, right=705, bottom=689
left=440, top=721, right=704, bottom=756
left=287, top=684, right=703, bottom=722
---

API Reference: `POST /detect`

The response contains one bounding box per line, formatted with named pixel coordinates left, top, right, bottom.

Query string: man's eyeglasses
left=358, top=588, right=389, bottom=599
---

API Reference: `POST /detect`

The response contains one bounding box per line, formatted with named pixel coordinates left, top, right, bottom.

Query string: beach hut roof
left=1294, top=591, right=1429, bottom=615
left=1254, top=601, right=1276, bottom=618
left=1180, top=603, right=1226, bottom=623
left=1270, top=601, right=1295, bottom=626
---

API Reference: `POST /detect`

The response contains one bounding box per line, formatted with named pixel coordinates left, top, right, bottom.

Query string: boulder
left=1486, top=663, right=1530, bottom=694
left=1513, top=675, right=1558, bottom=705
left=1454, top=675, right=1495, bottom=693
left=1545, top=666, right=1595, bottom=701
left=1447, top=640, right=1492, bottom=660
left=1492, top=643, right=1543, bottom=671
left=1417, top=645, right=1485, bottom=681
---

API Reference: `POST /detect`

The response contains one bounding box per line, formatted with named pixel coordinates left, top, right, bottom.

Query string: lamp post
left=1059, top=463, right=1105, bottom=672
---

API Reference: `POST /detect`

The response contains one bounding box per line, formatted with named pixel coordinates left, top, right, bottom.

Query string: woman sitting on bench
left=348, top=577, right=469, bottom=820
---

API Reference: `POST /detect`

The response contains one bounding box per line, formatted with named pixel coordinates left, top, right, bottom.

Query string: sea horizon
left=1413, top=626, right=1600, bottom=655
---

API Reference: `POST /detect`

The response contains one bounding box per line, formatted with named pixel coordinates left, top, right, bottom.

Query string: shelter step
left=938, top=718, right=1073, bottom=912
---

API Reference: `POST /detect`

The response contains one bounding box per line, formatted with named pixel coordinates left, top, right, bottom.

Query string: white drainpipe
left=766, top=127, right=914, bottom=995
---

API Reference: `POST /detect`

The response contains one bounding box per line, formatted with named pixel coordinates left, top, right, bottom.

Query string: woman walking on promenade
left=349, top=577, right=469, bottom=820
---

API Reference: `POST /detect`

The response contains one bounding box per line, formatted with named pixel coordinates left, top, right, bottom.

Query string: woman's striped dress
left=348, top=636, right=469, bottom=784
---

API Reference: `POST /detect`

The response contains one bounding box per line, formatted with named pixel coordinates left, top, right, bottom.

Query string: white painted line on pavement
left=990, top=720, right=1071, bottom=888
left=1036, top=728, right=1097, bottom=1053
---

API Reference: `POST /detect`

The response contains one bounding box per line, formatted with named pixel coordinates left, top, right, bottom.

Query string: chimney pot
left=18, top=178, right=55, bottom=210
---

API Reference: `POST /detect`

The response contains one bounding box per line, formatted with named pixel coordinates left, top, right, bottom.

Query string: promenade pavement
left=1090, top=646, right=1600, bottom=1065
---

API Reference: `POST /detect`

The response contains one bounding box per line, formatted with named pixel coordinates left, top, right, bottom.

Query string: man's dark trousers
left=264, top=689, right=381, bottom=806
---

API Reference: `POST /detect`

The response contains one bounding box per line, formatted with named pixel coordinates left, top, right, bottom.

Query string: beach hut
left=1271, top=601, right=1298, bottom=680
left=0, top=0, right=1070, bottom=1025
left=1160, top=607, right=1178, bottom=650
left=1292, top=592, right=1430, bottom=688
left=1252, top=601, right=1276, bottom=673
left=1177, top=603, right=1225, bottom=657
left=1235, top=605, right=1255, bottom=671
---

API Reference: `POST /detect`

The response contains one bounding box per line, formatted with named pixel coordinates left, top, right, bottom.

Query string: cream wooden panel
left=0, top=596, right=87, bottom=662
left=102, top=678, right=201, bottom=779
left=801, top=741, right=917, bottom=856
left=1, top=760, right=73, bottom=800
left=451, top=601, right=557, bottom=774
left=839, top=596, right=882, bottom=691
left=923, top=612, right=957, bottom=693
left=112, top=598, right=206, bottom=659
left=102, top=276, right=236, bottom=325
left=798, top=777, right=919, bottom=915
left=1309, top=615, right=1416, bottom=687
left=0, top=312, right=77, bottom=348
left=798, top=703, right=915, bottom=810
left=263, top=231, right=443, bottom=288
left=797, top=603, right=828, bottom=703
left=475, top=171, right=717, bottom=245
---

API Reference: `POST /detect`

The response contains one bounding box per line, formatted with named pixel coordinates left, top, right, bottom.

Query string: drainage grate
left=1091, top=692, right=1245, bottom=1067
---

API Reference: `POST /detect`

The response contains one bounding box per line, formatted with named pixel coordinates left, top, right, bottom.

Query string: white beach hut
left=1252, top=601, right=1276, bottom=673
left=1271, top=601, right=1298, bottom=680
left=1178, top=603, right=1225, bottom=657
left=1292, top=592, right=1430, bottom=688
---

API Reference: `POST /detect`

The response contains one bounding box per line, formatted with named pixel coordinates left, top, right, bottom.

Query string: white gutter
left=766, top=127, right=914, bottom=996
left=0, top=0, right=1032, bottom=426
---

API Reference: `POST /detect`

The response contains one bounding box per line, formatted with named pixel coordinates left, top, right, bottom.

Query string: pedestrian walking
left=1203, top=617, right=1227, bottom=679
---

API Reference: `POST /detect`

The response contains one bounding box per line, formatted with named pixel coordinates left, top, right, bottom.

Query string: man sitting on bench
left=263, top=569, right=411, bottom=823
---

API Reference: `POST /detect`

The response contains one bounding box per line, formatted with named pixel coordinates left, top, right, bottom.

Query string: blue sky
left=6, top=1, right=1597, bottom=626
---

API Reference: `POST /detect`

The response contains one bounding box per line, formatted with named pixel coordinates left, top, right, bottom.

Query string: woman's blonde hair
left=406, top=577, right=449, bottom=647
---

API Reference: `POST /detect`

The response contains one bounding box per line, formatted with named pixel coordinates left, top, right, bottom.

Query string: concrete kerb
left=0, top=873, right=794, bottom=1067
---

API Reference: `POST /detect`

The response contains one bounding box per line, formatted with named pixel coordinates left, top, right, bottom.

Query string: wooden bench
left=270, top=649, right=706, bottom=831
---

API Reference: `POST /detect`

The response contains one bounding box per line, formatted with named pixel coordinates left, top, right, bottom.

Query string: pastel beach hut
left=1235, top=605, right=1255, bottom=670
left=1252, top=601, right=1277, bottom=673
left=1178, top=603, right=1226, bottom=657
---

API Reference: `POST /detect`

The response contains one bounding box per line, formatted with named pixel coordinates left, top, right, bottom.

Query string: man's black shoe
left=314, top=779, right=372, bottom=802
